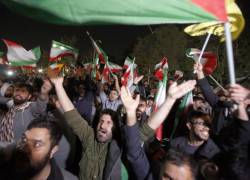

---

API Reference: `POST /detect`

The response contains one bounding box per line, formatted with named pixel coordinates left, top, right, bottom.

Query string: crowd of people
left=0, top=62, right=249, bottom=180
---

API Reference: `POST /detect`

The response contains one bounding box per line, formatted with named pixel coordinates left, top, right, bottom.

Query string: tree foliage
left=132, top=25, right=250, bottom=87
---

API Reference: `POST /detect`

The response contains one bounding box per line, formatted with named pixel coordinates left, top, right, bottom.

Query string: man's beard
left=13, top=96, right=28, bottom=105
left=96, top=128, right=112, bottom=143
left=9, top=148, right=50, bottom=180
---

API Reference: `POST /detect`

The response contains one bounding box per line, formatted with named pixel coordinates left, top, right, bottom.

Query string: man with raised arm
left=0, top=79, right=52, bottom=143
left=121, top=80, right=196, bottom=179
left=51, top=76, right=157, bottom=180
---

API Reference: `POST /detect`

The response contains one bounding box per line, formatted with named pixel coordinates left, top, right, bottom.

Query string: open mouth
left=98, top=129, right=107, bottom=136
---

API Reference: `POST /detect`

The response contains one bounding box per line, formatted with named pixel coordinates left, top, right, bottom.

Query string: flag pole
left=197, top=30, right=212, bottom=63
left=208, top=75, right=227, bottom=92
left=224, top=22, right=236, bottom=85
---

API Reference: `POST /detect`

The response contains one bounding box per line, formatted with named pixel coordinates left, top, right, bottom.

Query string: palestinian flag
left=184, top=0, right=244, bottom=42
left=154, top=57, right=168, bottom=81
left=154, top=71, right=168, bottom=141
left=170, top=91, right=193, bottom=139
left=186, top=48, right=217, bottom=75
left=1, top=0, right=227, bottom=25
left=3, top=39, right=40, bottom=66
left=49, top=40, right=78, bottom=62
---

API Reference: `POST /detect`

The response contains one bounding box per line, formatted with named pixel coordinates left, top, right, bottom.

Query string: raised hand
left=120, top=86, right=140, bottom=113
left=194, top=62, right=205, bottom=79
left=167, top=80, right=197, bottom=100
left=50, top=76, right=64, bottom=87
left=41, top=79, right=53, bottom=95
left=228, top=84, right=250, bottom=104
left=134, top=75, right=144, bottom=85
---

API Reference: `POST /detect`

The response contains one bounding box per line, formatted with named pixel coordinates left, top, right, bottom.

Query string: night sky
left=0, top=1, right=249, bottom=64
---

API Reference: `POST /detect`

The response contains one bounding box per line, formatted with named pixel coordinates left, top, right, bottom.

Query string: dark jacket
left=170, top=136, right=220, bottom=159
left=123, top=123, right=153, bottom=180
left=197, top=78, right=233, bottom=134
left=64, top=109, right=154, bottom=180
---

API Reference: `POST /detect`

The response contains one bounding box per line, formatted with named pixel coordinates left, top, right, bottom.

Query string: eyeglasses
left=191, top=121, right=211, bottom=128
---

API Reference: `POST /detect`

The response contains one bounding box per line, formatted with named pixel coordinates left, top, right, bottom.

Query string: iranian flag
left=87, top=32, right=108, bottom=64
left=121, top=57, right=136, bottom=88
left=102, top=64, right=110, bottom=83
left=82, top=62, right=94, bottom=70
left=49, top=40, right=78, bottom=62
left=170, top=91, right=193, bottom=139
left=154, top=70, right=168, bottom=141
left=3, top=39, right=41, bottom=66
left=107, top=61, right=122, bottom=73
left=154, top=57, right=168, bottom=81
left=92, top=53, right=101, bottom=80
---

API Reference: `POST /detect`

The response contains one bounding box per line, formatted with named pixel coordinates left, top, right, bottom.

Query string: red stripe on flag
left=192, top=0, right=227, bottom=21
left=3, top=39, right=21, bottom=47
left=49, top=52, right=76, bottom=62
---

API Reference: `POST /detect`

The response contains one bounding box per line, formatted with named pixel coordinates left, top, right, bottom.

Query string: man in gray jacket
left=0, top=79, right=52, bottom=143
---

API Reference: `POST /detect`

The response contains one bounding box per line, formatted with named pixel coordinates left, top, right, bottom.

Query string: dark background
left=0, top=1, right=249, bottom=63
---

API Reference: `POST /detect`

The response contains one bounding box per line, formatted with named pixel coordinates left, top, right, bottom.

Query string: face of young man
left=188, top=118, right=210, bottom=141
left=96, top=114, right=113, bottom=143
left=15, top=128, right=57, bottom=178
left=161, top=163, right=194, bottom=180
left=13, top=87, right=31, bottom=105
left=136, top=100, right=147, bottom=118
left=108, top=90, right=119, bottom=101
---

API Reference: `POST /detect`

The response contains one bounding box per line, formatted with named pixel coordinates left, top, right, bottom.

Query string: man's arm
left=121, top=86, right=152, bottom=179
left=147, top=80, right=196, bottom=130
left=194, top=62, right=220, bottom=107
left=51, top=77, right=94, bottom=143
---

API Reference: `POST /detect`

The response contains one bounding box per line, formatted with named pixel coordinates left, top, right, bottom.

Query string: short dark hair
left=187, top=110, right=212, bottom=125
left=162, top=149, right=198, bottom=179
left=15, top=83, right=33, bottom=95
left=27, top=117, right=62, bottom=147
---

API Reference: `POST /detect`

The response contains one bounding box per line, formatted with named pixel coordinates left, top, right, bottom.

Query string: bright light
left=38, top=69, right=43, bottom=73
left=7, top=70, right=14, bottom=76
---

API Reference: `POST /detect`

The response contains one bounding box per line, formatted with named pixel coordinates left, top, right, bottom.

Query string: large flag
left=121, top=57, right=136, bottom=88
left=184, top=0, right=245, bottom=42
left=154, top=71, right=168, bottom=141
left=186, top=48, right=217, bottom=75
left=170, top=91, right=193, bottom=139
left=49, top=40, right=78, bottom=62
left=3, top=39, right=40, bottom=66
left=1, top=0, right=227, bottom=25
left=154, top=57, right=168, bottom=81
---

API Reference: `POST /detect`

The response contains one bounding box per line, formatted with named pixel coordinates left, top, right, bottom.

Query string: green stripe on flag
left=1, top=0, right=221, bottom=25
